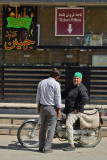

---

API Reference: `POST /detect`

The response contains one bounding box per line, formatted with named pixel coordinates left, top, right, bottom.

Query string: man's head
left=50, top=68, right=61, bottom=80
left=73, top=72, right=82, bottom=86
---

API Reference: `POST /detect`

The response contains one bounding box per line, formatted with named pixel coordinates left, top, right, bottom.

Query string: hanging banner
left=55, top=7, right=84, bottom=36
left=7, top=17, right=32, bottom=29
left=3, top=6, right=37, bottom=50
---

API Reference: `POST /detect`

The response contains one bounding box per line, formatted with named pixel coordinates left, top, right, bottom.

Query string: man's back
left=36, top=77, right=61, bottom=107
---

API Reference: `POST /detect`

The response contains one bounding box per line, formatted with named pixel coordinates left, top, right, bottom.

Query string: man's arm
left=75, top=86, right=89, bottom=113
left=37, top=104, right=40, bottom=113
left=54, top=83, right=61, bottom=107
left=57, top=108, right=61, bottom=117
left=36, top=83, right=41, bottom=113
left=54, top=83, right=62, bottom=117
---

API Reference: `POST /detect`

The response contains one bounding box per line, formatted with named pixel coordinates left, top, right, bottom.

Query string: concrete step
left=0, top=113, right=107, bottom=136
left=0, top=114, right=39, bottom=135
left=101, top=127, right=107, bottom=137
left=0, top=102, right=107, bottom=135
left=0, top=114, right=39, bottom=119
left=0, top=103, right=107, bottom=115
left=0, top=103, right=37, bottom=114
left=0, top=103, right=37, bottom=108
left=0, top=124, right=20, bottom=128
left=0, top=103, right=107, bottom=109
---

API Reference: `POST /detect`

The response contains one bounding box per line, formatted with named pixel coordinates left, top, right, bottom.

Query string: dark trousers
left=39, top=105, right=57, bottom=151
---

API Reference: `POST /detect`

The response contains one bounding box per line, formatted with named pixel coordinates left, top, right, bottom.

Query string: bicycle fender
left=22, top=119, right=38, bottom=124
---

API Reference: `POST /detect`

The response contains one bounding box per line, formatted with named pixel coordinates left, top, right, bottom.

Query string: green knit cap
left=73, top=72, right=82, bottom=79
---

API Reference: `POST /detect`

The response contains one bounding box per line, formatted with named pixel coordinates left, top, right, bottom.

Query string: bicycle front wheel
left=17, top=121, right=39, bottom=148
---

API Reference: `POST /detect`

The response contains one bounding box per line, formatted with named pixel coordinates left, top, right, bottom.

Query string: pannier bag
left=80, top=109, right=99, bottom=129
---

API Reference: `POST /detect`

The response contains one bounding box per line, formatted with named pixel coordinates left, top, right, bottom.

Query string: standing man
left=36, top=68, right=62, bottom=153
left=62, top=72, right=89, bottom=151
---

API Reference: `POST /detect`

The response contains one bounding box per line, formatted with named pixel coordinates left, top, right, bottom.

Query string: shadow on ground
left=0, top=139, right=82, bottom=153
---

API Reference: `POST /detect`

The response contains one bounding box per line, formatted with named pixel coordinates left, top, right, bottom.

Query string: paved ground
left=0, top=135, right=107, bottom=160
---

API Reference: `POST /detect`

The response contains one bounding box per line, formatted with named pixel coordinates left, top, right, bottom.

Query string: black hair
left=50, top=68, right=61, bottom=78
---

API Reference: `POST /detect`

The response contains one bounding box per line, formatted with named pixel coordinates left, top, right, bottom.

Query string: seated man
left=62, top=72, right=89, bottom=151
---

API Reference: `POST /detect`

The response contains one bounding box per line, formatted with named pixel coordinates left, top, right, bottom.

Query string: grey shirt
left=36, top=77, right=61, bottom=108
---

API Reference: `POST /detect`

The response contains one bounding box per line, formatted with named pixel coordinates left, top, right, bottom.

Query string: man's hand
left=57, top=108, right=61, bottom=117
left=37, top=104, right=40, bottom=113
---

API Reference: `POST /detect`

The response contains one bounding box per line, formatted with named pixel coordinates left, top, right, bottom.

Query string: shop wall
left=37, top=7, right=77, bottom=46
left=37, top=6, right=107, bottom=46
left=0, top=5, right=2, bottom=64
left=85, top=7, right=107, bottom=39
left=2, top=6, right=107, bottom=66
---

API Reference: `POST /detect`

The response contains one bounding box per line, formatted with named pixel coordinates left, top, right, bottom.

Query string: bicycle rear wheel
left=79, top=127, right=102, bottom=148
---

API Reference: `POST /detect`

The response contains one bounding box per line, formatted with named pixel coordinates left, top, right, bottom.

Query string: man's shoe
left=39, top=148, right=43, bottom=152
left=43, top=150, right=53, bottom=153
left=63, top=146, right=75, bottom=151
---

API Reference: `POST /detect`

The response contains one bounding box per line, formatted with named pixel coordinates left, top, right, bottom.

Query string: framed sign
left=2, top=6, right=38, bottom=50
left=92, top=55, right=107, bottom=66
left=85, top=34, right=103, bottom=46
left=90, top=34, right=103, bottom=46
left=55, top=7, right=84, bottom=36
